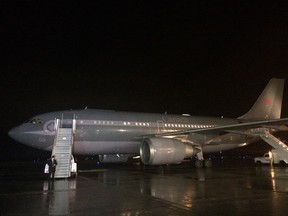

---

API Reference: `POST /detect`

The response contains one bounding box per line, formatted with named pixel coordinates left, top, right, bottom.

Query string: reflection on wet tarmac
left=266, top=166, right=288, bottom=192
left=42, top=179, right=77, bottom=215
left=1, top=164, right=288, bottom=215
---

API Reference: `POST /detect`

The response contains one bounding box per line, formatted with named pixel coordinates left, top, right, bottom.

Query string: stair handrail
left=51, top=118, right=61, bottom=157
left=264, top=132, right=287, bottom=148
left=260, top=131, right=288, bottom=151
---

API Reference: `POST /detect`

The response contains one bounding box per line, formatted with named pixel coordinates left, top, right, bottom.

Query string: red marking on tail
left=263, top=98, right=272, bottom=106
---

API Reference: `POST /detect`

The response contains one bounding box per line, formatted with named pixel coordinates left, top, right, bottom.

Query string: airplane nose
left=8, top=127, right=16, bottom=139
left=8, top=126, right=29, bottom=144
left=8, top=127, right=20, bottom=141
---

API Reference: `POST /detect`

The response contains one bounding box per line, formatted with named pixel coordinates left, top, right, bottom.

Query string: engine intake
left=140, top=138, right=197, bottom=165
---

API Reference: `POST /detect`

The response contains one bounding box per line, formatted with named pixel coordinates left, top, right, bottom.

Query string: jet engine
left=140, top=138, right=197, bottom=165
left=98, top=154, right=131, bottom=163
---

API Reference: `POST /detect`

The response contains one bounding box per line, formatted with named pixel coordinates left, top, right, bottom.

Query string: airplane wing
left=138, top=118, right=288, bottom=139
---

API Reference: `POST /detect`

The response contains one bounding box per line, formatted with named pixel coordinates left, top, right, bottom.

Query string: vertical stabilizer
left=238, top=78, right=284, bottom=120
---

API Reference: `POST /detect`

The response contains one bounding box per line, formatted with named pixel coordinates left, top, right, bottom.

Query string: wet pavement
left=1, top=162, right=288, bottom=215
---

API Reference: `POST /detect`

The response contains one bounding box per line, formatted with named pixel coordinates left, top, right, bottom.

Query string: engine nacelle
left=98, top=154, right=131, bottom=163
left=140, top=138, right=197, bottom=165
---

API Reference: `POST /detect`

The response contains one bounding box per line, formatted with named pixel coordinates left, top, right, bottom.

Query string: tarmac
left=1, top=160, right=288, bottom=216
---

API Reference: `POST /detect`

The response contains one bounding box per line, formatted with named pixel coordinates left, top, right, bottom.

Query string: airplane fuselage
left=9, top=109, right=250, bottom=155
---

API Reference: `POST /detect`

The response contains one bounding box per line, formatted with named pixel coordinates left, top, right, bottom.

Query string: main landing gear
left=193, top=148, right=212, bottom=168
left=194, top=159, right=212, bottom=168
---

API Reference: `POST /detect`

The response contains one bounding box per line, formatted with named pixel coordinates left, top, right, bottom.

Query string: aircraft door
left=61, top=113, right=76, bottom=132
left=157, top=120, right=165, bottom=132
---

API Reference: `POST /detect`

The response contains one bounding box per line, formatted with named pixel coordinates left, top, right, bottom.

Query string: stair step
left=53, top=125, right=74, bottom=178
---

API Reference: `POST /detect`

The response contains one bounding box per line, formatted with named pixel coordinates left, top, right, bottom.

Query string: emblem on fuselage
left=43, top=120, right=56, bottom=134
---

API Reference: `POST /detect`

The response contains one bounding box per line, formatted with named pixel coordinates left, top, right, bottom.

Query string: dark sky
left=1, top=1, right=288, bottom=160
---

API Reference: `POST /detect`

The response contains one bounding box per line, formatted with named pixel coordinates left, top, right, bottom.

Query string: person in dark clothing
left=48, top=155, right=57, bottom=180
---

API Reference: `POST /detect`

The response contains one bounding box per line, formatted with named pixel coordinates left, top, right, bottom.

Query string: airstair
left=251, top=128, right=288, bottom=153
left=52, top=117, right=76, bottom=178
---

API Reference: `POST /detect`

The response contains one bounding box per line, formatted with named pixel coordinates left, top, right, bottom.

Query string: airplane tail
left=238, top=78, right=284, bottom=120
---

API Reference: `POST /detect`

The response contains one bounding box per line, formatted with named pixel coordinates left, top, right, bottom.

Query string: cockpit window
left=25, top=118, right=43, bottom=124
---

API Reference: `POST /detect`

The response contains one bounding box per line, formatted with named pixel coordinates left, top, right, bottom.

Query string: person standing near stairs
left=48, top=155, right=58, bottom=180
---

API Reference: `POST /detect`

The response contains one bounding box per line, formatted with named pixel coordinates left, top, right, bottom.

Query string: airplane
left=8, top=78, right=288, bottom=168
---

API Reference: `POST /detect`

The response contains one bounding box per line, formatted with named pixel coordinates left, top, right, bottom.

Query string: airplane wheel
left=195, top=160, right=203, bottom=168
left=204, top=160, right=212, bottom=168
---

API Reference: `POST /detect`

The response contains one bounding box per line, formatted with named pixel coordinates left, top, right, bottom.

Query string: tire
left=204, top=160, right=212, bottom=168
left=279, top=161, right=287, bottom=167
left=195, top=160, right=203, bottom=168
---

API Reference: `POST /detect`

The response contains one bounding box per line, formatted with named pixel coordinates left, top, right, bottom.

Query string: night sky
left=1, top=1, right=288, bottom=161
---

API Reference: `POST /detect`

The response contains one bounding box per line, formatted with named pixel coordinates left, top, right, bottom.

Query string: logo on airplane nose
left=43, top=120, right=55, bottom=133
